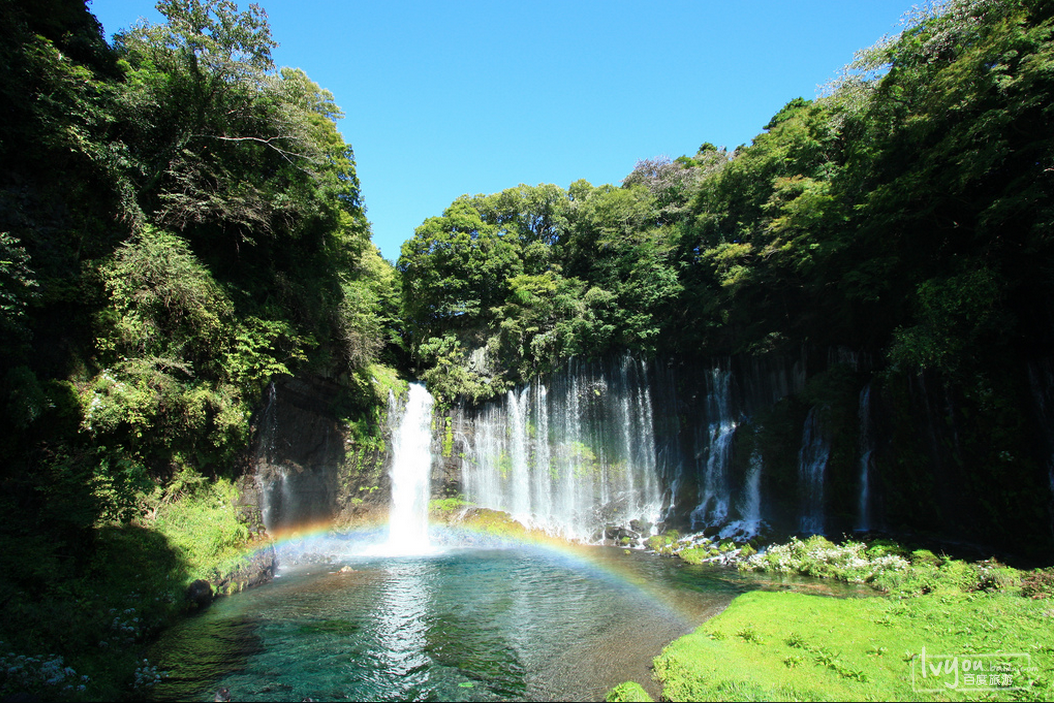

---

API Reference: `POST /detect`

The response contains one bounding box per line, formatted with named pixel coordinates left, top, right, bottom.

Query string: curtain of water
left=259, top=382, right=280, bottom=532
left=460, top=357, right=663, bottom=541
left=690, top=366, right=737, bottom=530
left=798, top=406, right=830, bottom=534
left=856, top=384, right=875, bottom=532
left=720, top=444, right=763, bottom=539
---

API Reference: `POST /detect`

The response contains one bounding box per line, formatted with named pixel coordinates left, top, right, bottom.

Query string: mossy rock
left=645, top=532, right=679, bottom=552
left=680, top=547, right=709, bottom=565
left=910, top=549, right=941, bottom=567
left=429, top=497, right=470, bottom=514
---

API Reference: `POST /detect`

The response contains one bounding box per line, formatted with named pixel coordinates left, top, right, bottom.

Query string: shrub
left=741, top=536, right=909, bottom=585
left=973, top=560, right=1020, bottom=592
left=1021, top=568, right=1054, bottom=599
left=865, top=540, right=907, bottom=560
left=605, top=681, right=653, bottom=702
left=144, top=469, right=250, bottom=579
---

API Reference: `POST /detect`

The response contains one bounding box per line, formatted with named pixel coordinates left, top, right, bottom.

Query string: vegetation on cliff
left=0, top=0, right=397, bottom=697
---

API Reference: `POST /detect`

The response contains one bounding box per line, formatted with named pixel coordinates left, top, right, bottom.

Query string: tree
left=399, top=199, right=523, bottom=339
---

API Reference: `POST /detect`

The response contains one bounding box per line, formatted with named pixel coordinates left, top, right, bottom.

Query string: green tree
left=399, top=198, right=523, bottom=338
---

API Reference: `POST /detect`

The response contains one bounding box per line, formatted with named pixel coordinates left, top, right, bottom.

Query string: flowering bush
left=132, top=659, right=165, bottom=690
left=0, top=646, right=89, bottom=698
left=742, top=536, right=909, bottom=584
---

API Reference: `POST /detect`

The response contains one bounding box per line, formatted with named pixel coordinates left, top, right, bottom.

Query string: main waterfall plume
left=383, top=382, right=435, bottom=555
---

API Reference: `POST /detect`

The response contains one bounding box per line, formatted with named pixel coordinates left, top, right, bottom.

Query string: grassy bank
left=0, top=469, right=266, bottom=701
left=620, top=536, right=1054, bottom=701
left=655, top=589, right=1051, bottom=701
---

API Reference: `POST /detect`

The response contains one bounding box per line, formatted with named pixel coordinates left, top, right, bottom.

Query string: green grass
left=655, top=589, right=1053, bottom=701
left=646, top=536, right=1054, bottom=702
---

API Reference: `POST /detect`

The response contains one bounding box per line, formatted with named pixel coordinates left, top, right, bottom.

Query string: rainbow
left=230, top=516, right=725, bottom=628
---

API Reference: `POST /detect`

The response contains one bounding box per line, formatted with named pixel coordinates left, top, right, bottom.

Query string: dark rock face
left=254, top=376, right=348, bottom=530
left=435, top=409, right=465, bottom=501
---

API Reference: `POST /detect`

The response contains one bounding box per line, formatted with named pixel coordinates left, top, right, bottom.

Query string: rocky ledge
left=185, top=538, right=279, bottom=607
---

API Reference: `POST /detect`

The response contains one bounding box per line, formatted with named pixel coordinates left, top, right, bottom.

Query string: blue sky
left=90, top=0, right=914, bottom=262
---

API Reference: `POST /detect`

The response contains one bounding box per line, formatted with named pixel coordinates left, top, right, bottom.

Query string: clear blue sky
left=90, top=0, right=914, bottom=262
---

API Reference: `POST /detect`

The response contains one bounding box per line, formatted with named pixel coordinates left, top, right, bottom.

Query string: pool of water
left=148, top=539, right=870, bottom=702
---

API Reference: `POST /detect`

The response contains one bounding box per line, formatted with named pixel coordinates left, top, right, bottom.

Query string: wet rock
left=629, top=519, right=652, bottom=535
left=600, top=524, right=642, bottom=544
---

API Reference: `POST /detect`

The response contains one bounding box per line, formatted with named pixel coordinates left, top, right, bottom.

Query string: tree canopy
left=397, top=0, right=1054, bottom=405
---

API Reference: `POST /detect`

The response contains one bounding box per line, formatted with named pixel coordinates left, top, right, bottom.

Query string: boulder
left=186, top=579, right=213, bottom=608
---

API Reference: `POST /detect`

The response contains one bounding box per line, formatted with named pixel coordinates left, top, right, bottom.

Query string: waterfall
left=259, top=381, right=280, bottom=532
left=385, top=383, right=435, bottom=554
left=718, top=443, right=764, bottom=540
left=460, top=357, right=663, bottom=542
left=798, top=406, right=829, bottom=534
left=856, top=384, right=875, bottom=532
left=742, top=447, right=763, bottom=528
left=690, top=366, right=737, bottom=529
left=1027, top=360, right=1054, bottom=537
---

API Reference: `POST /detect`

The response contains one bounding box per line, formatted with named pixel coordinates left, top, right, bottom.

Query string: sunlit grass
left=650, top=537, right=1054, bottom=702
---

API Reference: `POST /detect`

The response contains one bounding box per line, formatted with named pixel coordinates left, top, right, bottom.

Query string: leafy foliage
left=0, top=2, right=396, bottom=696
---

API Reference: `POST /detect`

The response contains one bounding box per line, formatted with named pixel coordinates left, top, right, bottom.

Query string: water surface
left=150, top=544, right=757, bottom=702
